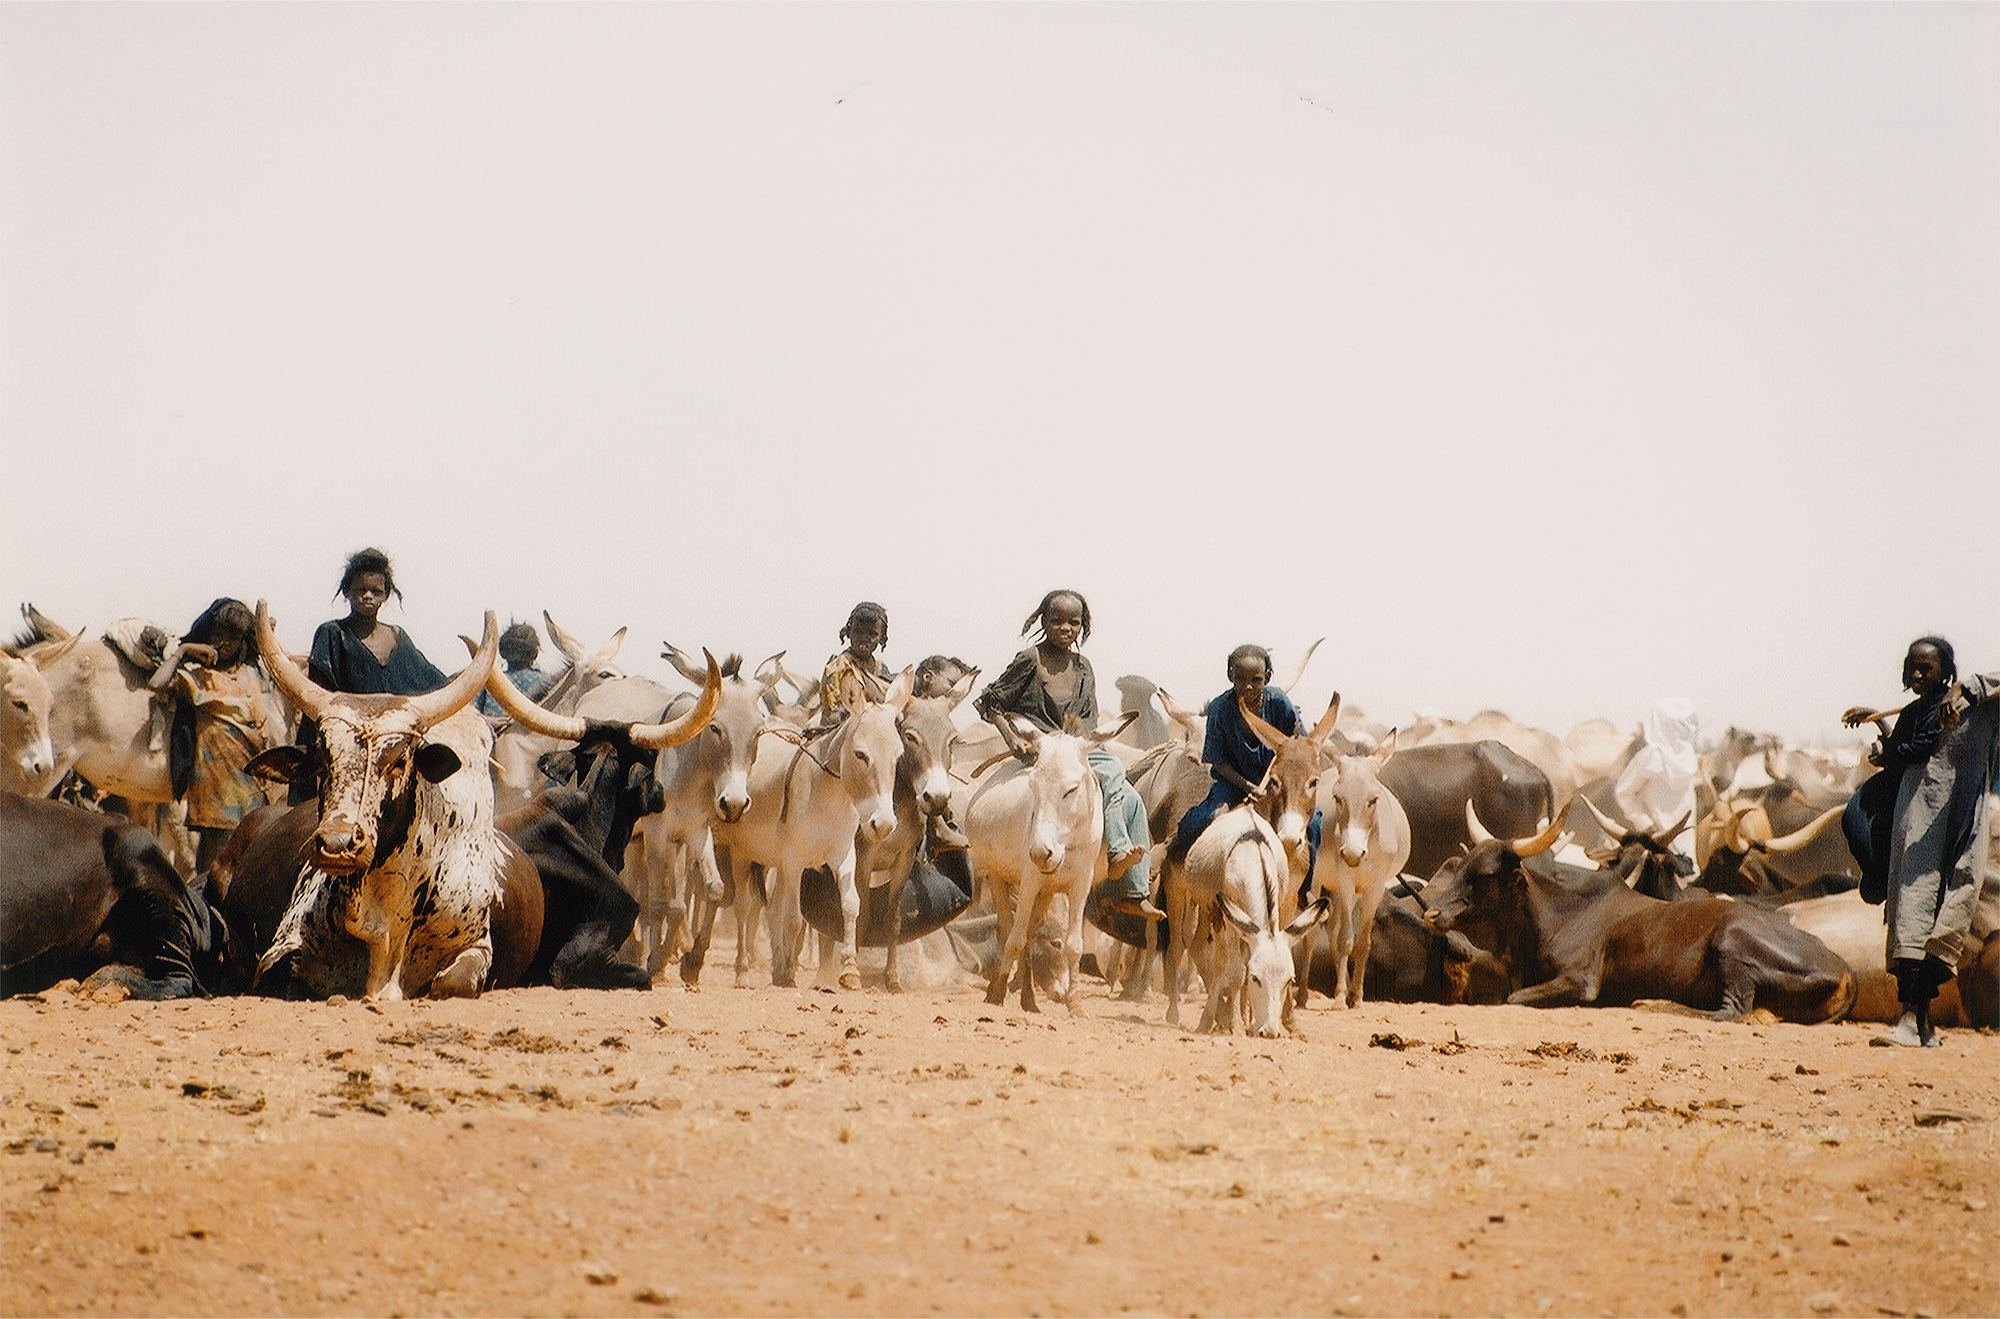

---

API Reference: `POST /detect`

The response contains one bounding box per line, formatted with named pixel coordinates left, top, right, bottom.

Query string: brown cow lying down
left=1421, top=827, right=1856, bottom=1024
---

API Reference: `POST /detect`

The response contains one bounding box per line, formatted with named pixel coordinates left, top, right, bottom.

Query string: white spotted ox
left=961, top=721, right=1109, bottom=1013
left=249, top=605, right=716, bottom=1000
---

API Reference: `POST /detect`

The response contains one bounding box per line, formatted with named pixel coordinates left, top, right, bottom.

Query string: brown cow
left=1422, top=805, right=1856, bottom=1023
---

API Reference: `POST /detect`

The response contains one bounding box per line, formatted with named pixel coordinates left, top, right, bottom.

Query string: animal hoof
left=839, top=971, right=862, bottom=991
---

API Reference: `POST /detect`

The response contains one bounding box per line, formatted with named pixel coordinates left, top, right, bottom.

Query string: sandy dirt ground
left=3, top=934, right=1995, bottom=1319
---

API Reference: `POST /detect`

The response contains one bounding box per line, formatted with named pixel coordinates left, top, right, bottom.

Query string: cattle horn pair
left=1752, top=803, right=1845, bottom=855
left=478, top=641, right=724, bottom=751
left=1581, top=795, right=1692, bottom=849
left=257, top=601, right=499, bottom=729
left=1464, top=799, right=1568, bottom=857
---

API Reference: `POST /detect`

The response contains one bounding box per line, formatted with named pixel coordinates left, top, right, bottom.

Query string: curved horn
left=1464, top=799, right=1496, bottom=846
left=629, top=650, right=724, bottom=751
left=1580, top=794, right=1631, bottom=840
left=476, top=646, right=588, bottom=740
left=1759, top=804, right=1844, bottom=855
left=1279, top=637, right=1323, bottom=695
left=405, top=613, right=499, bottom=730
left=1510, top=804, right=1570, bottom=858
left=1653, top=810, right=1693, bottom=847
left=255, top=600, right=335, bottom=723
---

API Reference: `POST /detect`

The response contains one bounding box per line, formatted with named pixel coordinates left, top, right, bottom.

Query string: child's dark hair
left=841, top=602, right=889, bottom=649
left=1021, top=590, right=1090, bottom=644
left=336, top=547, right=400, bottom=602
left=183, top=598, right=254, bottom=648
left=500, top=621, right=541, bottom=667
left=1227, top=644, right=1273, bottom=680
left=1910, top=635, right=1957, bottom=682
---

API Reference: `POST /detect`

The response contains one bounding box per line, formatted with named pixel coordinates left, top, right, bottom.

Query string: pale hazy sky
left=4, top=3, right=1995, bottom=744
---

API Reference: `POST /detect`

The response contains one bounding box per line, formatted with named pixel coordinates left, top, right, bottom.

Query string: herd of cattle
left=3, top=605, right=1996, bottom=1039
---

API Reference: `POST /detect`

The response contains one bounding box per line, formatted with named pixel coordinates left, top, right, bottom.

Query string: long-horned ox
left=710, top=670, right=908, bottom=991
left=488, top=613, right=630, bottom=815
left=249, top=604, right=715, bottom=1000
left=1423, top=802, right=1856, bottom=1023
left=961, top=719, right=1111, bottom=1013
left=477, top=644, right=725, bottom=987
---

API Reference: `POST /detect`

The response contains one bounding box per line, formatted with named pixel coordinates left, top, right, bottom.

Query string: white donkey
left=711, top=671, right=908, bottom=990
left=632, top=647, right=782, bottom=986
left=1307, top=731, right=1412, bottom=1008
left=0, top=648, right=60, bottom=795
left=1182, top=805, right=1329, bottom=1036
left=962, top=720, right=1112, bottom=1013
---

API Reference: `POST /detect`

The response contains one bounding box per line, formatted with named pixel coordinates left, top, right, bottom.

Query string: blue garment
left=1202, top=687, right=1305, bottom=793
left=1174, top=686, right=1322, bottom=896
left=476, top=664, right=554, bottom=716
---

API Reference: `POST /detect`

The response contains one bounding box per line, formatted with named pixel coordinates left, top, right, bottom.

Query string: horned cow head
left=251, top=602, right=498, bottom=874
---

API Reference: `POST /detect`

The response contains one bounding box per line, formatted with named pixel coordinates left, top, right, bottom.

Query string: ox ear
left=1285, top=896, right=1332, bottom=939
left=414, top=742, right=463, bottom=784
left=244, top=745, right=308, bottom=785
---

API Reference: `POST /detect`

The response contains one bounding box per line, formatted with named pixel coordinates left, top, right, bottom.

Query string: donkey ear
left=1219, top=898, right=1260, bottom=935
left=1085, top=710, right=1139, bottom=747
left=1307, top=691, right=1342, bottom=745
left=1233, top=698, right=1288, bottom=753
left=1285, top=896, right=1332, bottom=938
left=885, top=667, right=915, bottom=711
